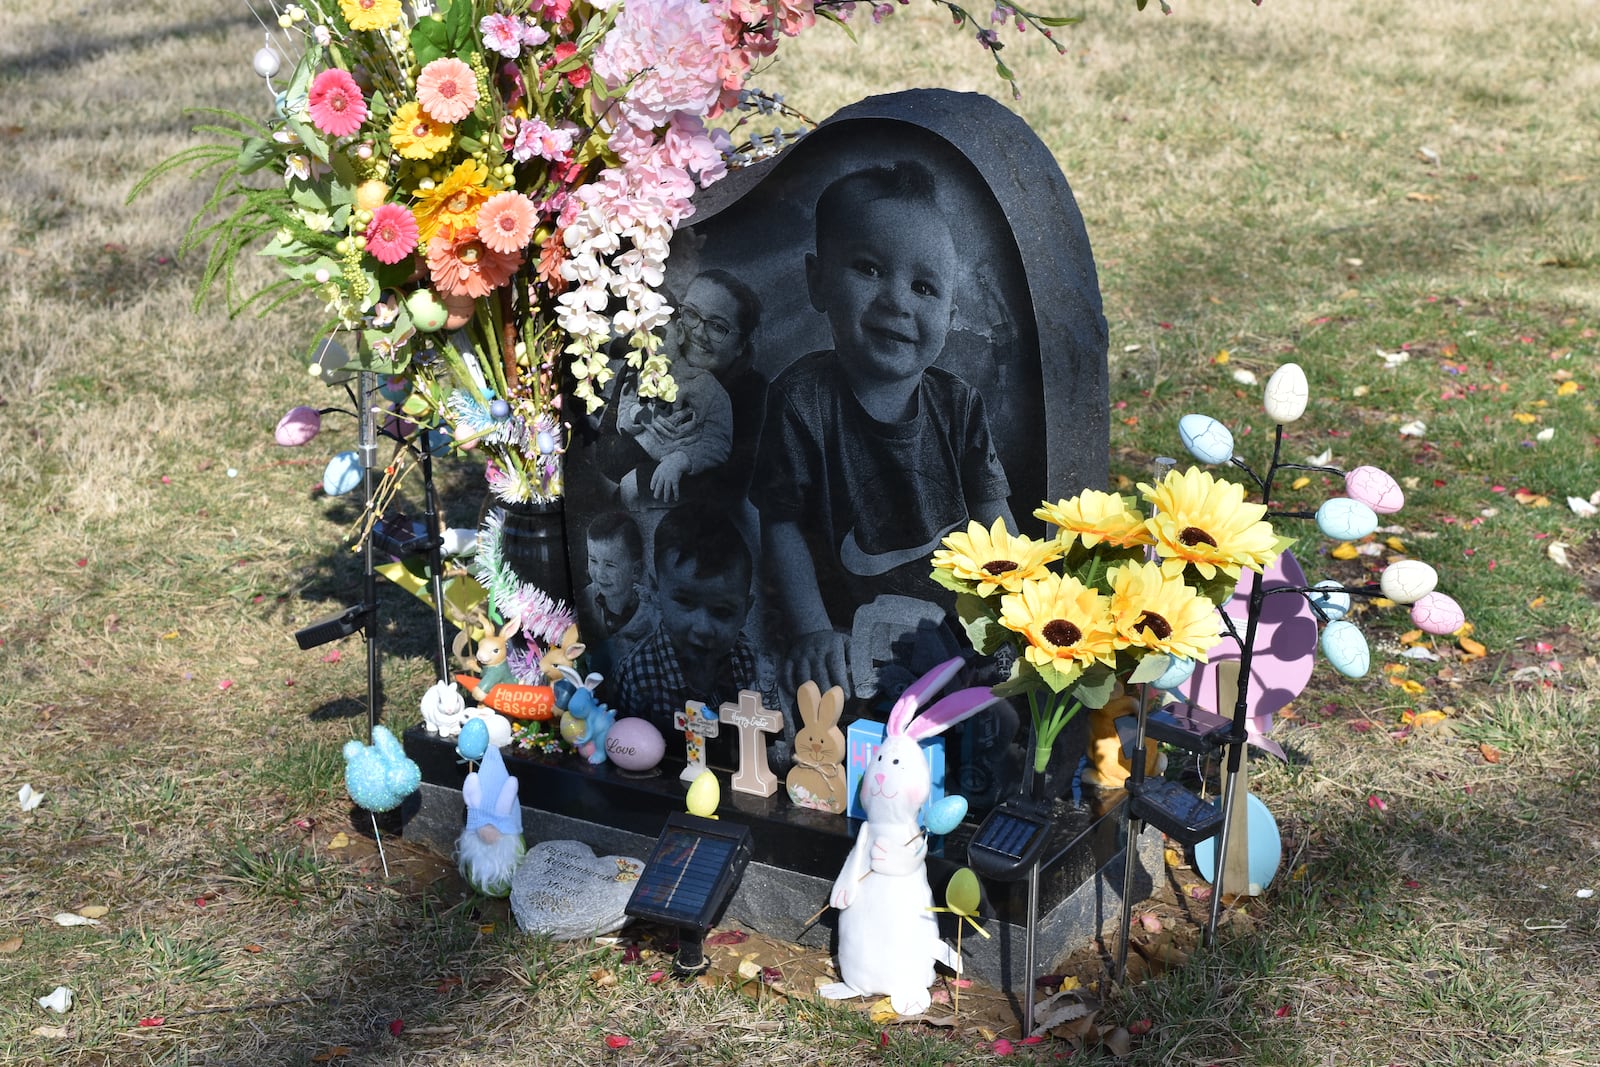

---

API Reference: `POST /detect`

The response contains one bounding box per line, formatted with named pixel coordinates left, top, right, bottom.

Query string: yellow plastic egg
left=685, top=770, right=720, bottom=819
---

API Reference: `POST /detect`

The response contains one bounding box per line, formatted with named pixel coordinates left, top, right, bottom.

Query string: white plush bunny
left=819, top=658, right=999, bottom=1016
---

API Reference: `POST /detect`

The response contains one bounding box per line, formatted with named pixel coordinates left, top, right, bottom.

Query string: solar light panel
left=626, top=814, right=752, bottom=932
left=966, top=799, right=1053, bottom=881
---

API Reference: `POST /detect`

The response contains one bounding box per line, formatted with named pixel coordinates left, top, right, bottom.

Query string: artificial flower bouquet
left=930, top=467, right=1293, bottom=780
left=136, top=0, right=1078, bottom=507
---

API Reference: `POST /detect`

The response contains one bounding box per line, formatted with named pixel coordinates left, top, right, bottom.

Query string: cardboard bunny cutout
left=786, top=681, right=849, bottom=813
left=819, top=658, right=1000, bottom=1016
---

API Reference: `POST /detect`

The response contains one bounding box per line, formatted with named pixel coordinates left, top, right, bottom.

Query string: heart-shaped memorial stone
left=509, top=839, right=645, bottom=941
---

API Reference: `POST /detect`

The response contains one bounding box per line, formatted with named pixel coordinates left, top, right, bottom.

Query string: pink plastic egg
left=604, top=717, right=665, bottom=772
left=1410, top=592, right=1464, bottom=635
left=274, top=405, right=322, bottom=447
left=1345, top=465, right=1405, bottom=514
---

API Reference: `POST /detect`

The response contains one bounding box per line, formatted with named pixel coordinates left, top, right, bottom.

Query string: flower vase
left=499, top=497, right=572, bottom=607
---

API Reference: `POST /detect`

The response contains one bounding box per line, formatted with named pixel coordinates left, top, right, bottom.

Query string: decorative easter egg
left=1307, top=579, right=1352, bottom=622
left=1193, top=792, right=1282, bottom=895
left=379, top=376, right=410, bottom=404
left=406, top=289, right=448, bottom=332
left=1379, top=560, right=1437, bottom=605
left=456, top=717, right=490, bottom=762
left=924, top=795, right=969, bottom=837
left=1410, top=591, right=1463, bottom=634
left=1315, top=497, right=1379, bottom=542
left=322, top=450, right=362, bottom=496
left=439, top=527, right=478, bottom=557
left=489, top=398, right=511, bottom=420
left=1344, top=465, right=1405, bottom=514
left=274, top=405, right=322, bottom=447
left=252, top=46, right=281, bottom=79
left=604, top=717, right=665, bottom=772
left=1149, top=655, right=1197, bottom=692
left=309, top=338, right=350, bottom=378
left=1178, top=413, right=1234, bottom=465
left=1320, top=620, right=1370, bottom=678
left=685, top=769, right=720, bottom=818
left=946, top=866, right=982, bottom=916
left=559, top=711, right=585, bottom=746
left=1262, top=362, right=1309, bottom=423
left=535, top=430, right=557, bottom=455
left=443, top=291, right=476, bottom=330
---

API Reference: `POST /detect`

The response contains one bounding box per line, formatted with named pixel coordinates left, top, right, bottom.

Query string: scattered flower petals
left=1129, top=1017, right=1154, bottom=1035
left=1569, top=497, right=1598, bottom=518
left=1273, top=1004, right=1292, bottom=1018
left=604, top=1034, right=632, bottom=1050
left=1231, top=368, right=1258, bottom=385
left=138, top=1016, right=165, bottom=1028
left=1366, top=795, right=1388, bottom=812
left=1535, top=427, right=1555, bottom=442
left=705, top=929, right=748, bottom=947
left=19, top=783, right=43, bottom=812
left=1398, top=420, right=1427, bottom=437
left=1376, top=347, right=1409, bottom=366
left=992, top=1037, right=1015, bottom=1055
left=77, top=905, right=109, bottom=920
left=388, top=1018, right=404, bottom=1037
left=218, top=679, right=234, bottom=692
left=1138, top=913, right=1162, bottom=933
left=1577, top=889, right=1595, bottom=899
left=323, top=649, right=342, bottom=664
left=38, top=986, right=73, bottom=1013
left=1480, top=743, right=1501, bottom=764
left=328, top=832, right=351, bottom=849
left=1547, top=541, right=1572, bottom=568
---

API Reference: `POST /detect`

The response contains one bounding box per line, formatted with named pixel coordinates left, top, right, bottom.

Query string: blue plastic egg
left=1149, top=655, right=1197, bottom=692
left=379, top=376, right=411, bottom=404
left=1320, top=620, right=1370, bottom=678
left=924, top=795, right=969, bottom=836
left=1193, top=792, right=1282, bottom=895
left=488, top=398, right=511, bottom=420
left=1178, top=413, right=1234, bottom=465
left=1307, top=580, right=1352, bottom=622
left=322, top=451, right=362, bottom=497
left=456, top=718, right=489, bottom=762
left=535, top=430, right=557, bottom=456
left=1316, top=497, right=1379, bottom=541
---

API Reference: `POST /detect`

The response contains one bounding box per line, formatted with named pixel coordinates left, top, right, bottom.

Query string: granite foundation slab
left=403, top=726, right=1160, bottom=992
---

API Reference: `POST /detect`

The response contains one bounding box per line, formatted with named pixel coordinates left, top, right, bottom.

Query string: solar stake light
left=625, top=813, right=754, bottom=976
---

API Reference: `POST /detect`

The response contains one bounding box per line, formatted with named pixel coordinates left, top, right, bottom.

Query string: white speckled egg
left=252, top=46, right=281, bottom=79
left=1345, top=465, right=1405, bottom=514
left=1307, top=579, right=1352, bottom=622
left=1410, top=591, right=1464, bottom=635
left=1179, top=413, right=1235, bottom=465
left=322, top=451, right=362, bottom=496
left=1316, top=497, right=1379, bottom=541
left=1320, top=620, right=1371, bottom=678
left=605, top=718, right=665, bottom=772
left=1379, top=560, right=1438, bottom=604
left=1262, top=362, right=1309, bottom=423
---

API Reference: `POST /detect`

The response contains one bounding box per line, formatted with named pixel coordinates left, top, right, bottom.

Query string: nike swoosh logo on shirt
left=839, top=520, right=964, bottom=578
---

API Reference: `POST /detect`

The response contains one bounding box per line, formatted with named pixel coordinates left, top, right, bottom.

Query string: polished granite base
left=402, top=725, right=1159, bottom=992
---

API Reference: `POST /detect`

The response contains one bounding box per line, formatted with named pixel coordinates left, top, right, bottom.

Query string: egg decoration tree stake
left=1172, top=363, right=1463, bottom=946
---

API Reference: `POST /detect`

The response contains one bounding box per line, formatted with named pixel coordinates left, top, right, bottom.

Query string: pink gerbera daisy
left=307, top=68, right=368, bottom=138
left=365, top=203, right=419, bottom=265
left=415, top=57, right=479, bottom=124
left=426, top=225, right=522, bottom=299
left=476, top=191, right=537, bottom=254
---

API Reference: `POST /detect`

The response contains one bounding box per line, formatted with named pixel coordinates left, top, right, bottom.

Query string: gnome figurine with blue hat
left=457, top=744, right=526, bottom=897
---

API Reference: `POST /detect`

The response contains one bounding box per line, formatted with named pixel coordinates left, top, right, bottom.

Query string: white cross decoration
left=674, top=700, right=720, bottom=784
left=720, top=689, right=783, bottom=797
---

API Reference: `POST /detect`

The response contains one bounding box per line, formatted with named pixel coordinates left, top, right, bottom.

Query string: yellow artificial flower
left=389, top=101, right=453, bottom=161
left=413, top=160, right=491, bottom=243
left=931, top=517, right=1061, bottom=597
left=1139, top=467, right=1288, bottom=581
left=999, top=573, right=1119, bottom=682
left=1106, top=560, right=1221, bottom=662
left=339, top=0, right=402, bottom=32
left=1035, top=489, right=1153, bottom=552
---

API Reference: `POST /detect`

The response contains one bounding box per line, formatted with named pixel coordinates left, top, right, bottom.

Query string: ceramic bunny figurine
left=467, top=616, right=522, bottom=703
left=819, top=658, right=999, bottom=1016
left=786, top=680, right=848, bottom=814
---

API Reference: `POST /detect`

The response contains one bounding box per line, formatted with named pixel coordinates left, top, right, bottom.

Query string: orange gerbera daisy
left=426, top=225, right=522, bottom=299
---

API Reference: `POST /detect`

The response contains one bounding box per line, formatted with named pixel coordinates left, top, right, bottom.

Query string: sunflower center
left=981, top=559, right=1017, bottom=576
left=1135, top=611, right=1172, bottom=640
left=1042, top=619, right=1081, bottom=648
left=1179, top=526, right=1218, bottom=548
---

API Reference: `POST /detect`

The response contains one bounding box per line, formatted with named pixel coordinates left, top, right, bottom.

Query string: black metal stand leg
left=1115, top=684, right=1154, bottom=983
left=1023, top=859, right=1039, bottom=1037
left=358, top=371, right=380, bottom=742
left=419, top=445, right=449, bottom=684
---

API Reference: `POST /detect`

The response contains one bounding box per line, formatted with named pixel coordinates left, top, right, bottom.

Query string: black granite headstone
left=565, top=89, right=1109, bottom=807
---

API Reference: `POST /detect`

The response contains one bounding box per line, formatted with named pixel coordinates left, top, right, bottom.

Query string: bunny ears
left=886, top=658, right=1000, bottom=742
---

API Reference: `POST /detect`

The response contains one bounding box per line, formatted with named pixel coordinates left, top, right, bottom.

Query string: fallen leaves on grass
left=1480, top=743, right=1502, bottom=764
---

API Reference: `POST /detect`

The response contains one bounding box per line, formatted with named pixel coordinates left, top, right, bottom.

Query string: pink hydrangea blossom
left=511, top=117, right=578, bottom=163
left=480, top=13, right=524, bottom=56
left=592, top=0, right=730, bottom=128
left=307, top=68, right=368, bottom=138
